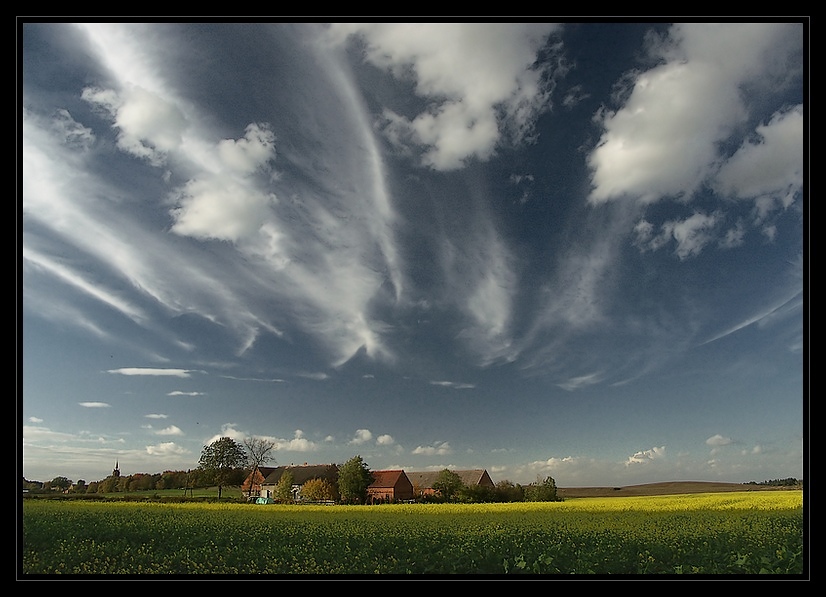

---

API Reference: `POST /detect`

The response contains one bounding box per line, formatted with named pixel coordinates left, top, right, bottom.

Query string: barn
left=366, top=469, right=414, bottom=503
left=406, top=469, right=495, bottom=498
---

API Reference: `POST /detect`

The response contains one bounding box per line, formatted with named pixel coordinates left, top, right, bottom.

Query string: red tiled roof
left=368, top=469, right=406, bottom=488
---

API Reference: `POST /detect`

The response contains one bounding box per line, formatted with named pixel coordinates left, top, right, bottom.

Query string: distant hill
left=557, top=480, right=803, bottom=498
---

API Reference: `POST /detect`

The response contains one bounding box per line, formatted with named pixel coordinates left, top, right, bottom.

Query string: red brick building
left=367, top=469, right=414, bottom=503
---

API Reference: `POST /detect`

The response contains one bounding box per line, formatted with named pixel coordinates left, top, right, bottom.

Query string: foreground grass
left=22, top=491, right=804, bottom=575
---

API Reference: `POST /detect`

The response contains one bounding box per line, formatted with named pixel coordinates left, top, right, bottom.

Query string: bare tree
left=243, top=436, right=277, bottom=498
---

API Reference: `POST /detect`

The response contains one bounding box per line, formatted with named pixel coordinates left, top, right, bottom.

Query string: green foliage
left=456, top=483, right=495, bottom=503
left=493, top=480, right=525, bottom=503
left=432, top=469, right=464, bottom=501
left=198, top=437, right=249, bottom=499
left=745, top=478, right=801, bottom=487
left=524, top=476, right=559, bottom=502
left=97, top=476, right=119, bottom=494
left=273, top=470, right=294, bottom=503
left=301, top=478, right=339, bottom=502
left=49, top=476, right=72, bottom=491
left=337, top=456, right=374, bottom=504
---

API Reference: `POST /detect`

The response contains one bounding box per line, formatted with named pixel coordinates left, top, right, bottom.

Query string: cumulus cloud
left=82, top=85, right=188, bottom=166
left=144, top=413, right=168, bottom=419
left=145, top=441, right=189, bottom=456
left=155, top=425, right=183, bottom=436
left=713, top=105, right=803, bottom=206
left=79, top=402, right=110, bottom=408
left=328, top=23, right=559, bottom=170
left=169, top=177, right=277, bottom=243
left=625, top=446, right=666, bottom=466
left=635, top=211, right=723, bottom=260
left=706, top=434, right=732, bottom=447
left=167, top=391, right=204, bottom=396
left=349, top=429, right=373, bottom=445
left=217, top=122, right=277, bottom=174
left=376, top=434, right=395, bottom=446
left=412, top=441, right=452, bottom=455
left=274, top=430, right=318, bottom=452
left=588, top=23, right=800, bottom=206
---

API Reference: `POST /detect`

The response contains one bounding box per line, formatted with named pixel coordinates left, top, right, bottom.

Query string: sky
left=20, top=21, right=807, bottom=488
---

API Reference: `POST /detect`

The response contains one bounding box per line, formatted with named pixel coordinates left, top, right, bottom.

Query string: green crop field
left=21, top=491, right=804, bottom=576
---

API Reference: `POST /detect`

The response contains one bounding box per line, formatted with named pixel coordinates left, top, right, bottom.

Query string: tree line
left=23, top=436, right=562, bottom=504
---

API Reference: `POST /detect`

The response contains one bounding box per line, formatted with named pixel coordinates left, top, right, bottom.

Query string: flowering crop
left=21, top=491, right=804, bottom=575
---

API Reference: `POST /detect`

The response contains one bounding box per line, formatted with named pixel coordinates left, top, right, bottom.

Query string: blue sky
left=21, top=21, right=806, bottom=487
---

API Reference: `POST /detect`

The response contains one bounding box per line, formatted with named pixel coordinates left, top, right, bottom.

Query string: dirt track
left=556, top=481, right=803, bottom=498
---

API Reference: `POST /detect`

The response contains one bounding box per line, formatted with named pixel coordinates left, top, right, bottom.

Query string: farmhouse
left=241, top=466, right=278, bottom=497
left=406, top=469, right=495, bottom=498
left=366, top=470, right=414, bottom=503
left=259, top=463, right=339, bottom=501
left=248, top=464, right=495, bottom=502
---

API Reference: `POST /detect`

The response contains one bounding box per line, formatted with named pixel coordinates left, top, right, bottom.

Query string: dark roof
left=262, top=464, right=339, bottom=485
left=368, top=470, right=410, bottom=489
left=406, top=469, right=493, bottom=488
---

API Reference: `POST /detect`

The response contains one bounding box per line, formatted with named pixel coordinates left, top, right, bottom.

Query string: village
left=245, top=463, right=496, bottom=504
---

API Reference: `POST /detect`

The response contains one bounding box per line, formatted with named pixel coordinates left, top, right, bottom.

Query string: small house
left=259, top=463, right=339, bottom=501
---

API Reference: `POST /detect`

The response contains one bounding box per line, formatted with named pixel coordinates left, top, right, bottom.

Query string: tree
left=97, top=476, right=118, bottom=493
left=198, top=437, right=249, bottom=499
left=432, top=469, right=463, bottom=501
left=273, top=470, right=294, bottom=503
left=493, top=480, right=525, bottom=503
left=49, top=476, right=72, bottom=492
left=524, top=475, right=559, bottom=502
left=337, top=455, right=374, bottom=504
left=301, top=478, right=339, bottom=502
left=243, top=436, right=276, bottom=498
left=457, top=483, right=495, bottom=503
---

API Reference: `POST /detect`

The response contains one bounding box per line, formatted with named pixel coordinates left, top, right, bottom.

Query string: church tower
left=112, top=461, right=120, bottom=478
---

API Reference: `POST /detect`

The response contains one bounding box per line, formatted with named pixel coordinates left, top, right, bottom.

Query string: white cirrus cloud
left=108, top=368, right=195, bottom=377
left=430, top=380, right=475, bottom=389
